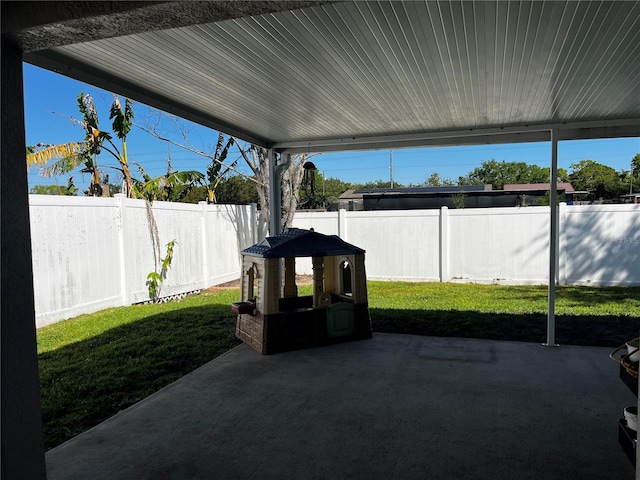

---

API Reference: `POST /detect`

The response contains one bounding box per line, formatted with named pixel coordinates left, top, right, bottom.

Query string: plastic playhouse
left=232, top=228, right=372, bottom=354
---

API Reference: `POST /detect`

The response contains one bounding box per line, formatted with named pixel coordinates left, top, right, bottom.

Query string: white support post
left=268, top=148, right=282, bottom=235
left=544, top=129, right=559, bottom=347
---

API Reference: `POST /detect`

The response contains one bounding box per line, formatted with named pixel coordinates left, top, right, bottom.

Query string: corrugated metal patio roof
left=11, top=1, right=640, bottom=153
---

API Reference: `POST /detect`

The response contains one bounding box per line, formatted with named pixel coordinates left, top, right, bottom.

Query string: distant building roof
left=339, top=185, right=491, bottom=199
left=503, top=183, right=576, bottom=193
left=339, top=189, right=363, bottom=200
left=241, top=228, right=364, bottom=258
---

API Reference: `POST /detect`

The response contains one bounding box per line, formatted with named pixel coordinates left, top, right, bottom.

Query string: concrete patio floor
left=46, top=333, right=636, bottom=480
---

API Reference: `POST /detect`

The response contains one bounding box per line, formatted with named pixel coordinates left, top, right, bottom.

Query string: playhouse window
left=341, top=260, right=352, bottom=296
left=246, top=266, right=257, bottom=301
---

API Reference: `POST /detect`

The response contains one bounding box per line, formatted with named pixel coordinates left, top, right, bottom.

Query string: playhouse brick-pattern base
left=236, top=304, right=372, bottom=355
left=236, top=312, right=267, bottom=354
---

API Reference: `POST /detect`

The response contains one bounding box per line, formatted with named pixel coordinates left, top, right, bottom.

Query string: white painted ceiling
left=23, top=1, right=640, bottom=153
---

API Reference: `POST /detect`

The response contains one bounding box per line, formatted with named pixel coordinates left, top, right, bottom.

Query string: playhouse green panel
left=327, top=303, right=354, bottom=337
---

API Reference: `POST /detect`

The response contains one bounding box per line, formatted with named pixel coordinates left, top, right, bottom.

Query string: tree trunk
left=237, top=145, right=307, bottom=234
left=281, top=153, right=306, bottom=230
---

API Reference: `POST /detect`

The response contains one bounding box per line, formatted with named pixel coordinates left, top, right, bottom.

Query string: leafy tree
left=30, top=177, right=78, bottom=196
left=419, top=173, right=456, bottom=187
left=172, top=185, right=205, bottom=204
left=461, top=159, right=567, bottom=190
left=319, top=176, right=353, bottom=209
left=568, top=159, right=626, bottom=201
left=632, top=153, right=640, bottom=179
left=298, top=188, right=325, bottom=210
left=30, top=185, right=65, bottom=195
left=216, top=175, right=260, bottom=205
left=176, top=175, right=260, bottom=205
left=630, top=153, right=640, bottom=194
left=147, top=165, right=263, bottom=206
left=296, top=174, right=356, bottom=210
left=352, top=179, right=403, bottom=189
left=107, top=183, right=122, bottom=197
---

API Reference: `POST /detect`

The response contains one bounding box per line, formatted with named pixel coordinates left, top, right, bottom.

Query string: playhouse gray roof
left=242, top=228, right=364, bottom=259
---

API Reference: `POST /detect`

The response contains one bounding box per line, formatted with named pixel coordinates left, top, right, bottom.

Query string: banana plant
left=26, top=92, right=136, bottom=197
left=26, top=142, right=85, bottom=169
left=132, top=162, right=203, bottom=301
left=206, top=134, right=236, bottom=203
left=132, top=162, right=205, bottom=202
left=75, top=92, right=109, bottom=195
left=109, top=96, right=134, bottom=197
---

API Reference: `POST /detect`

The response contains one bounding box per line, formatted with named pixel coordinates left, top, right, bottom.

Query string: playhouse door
left=327, top=302, right=354, bottom=337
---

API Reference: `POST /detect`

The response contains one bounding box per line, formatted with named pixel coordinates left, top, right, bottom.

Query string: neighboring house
left=338, top=183, right=583, bottom=210
left=621, top=193, right=640, bottom=204
left=503, top=183, right=586, bottom=205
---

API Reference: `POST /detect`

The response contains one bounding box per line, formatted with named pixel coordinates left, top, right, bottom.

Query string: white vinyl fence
left=291, top=204, right=640, bottom=286
left=30, top=196, right=640, bottom=328
left=29, top=195, right=260, bottom=328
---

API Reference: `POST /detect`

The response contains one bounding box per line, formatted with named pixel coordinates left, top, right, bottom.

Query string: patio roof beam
left=274, top=119, right=640, bottom=155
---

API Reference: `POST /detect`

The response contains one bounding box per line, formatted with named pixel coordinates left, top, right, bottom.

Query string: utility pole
left=322, top=170, right=326, bottom=209
left=322, top=170, right=326, bottom=197
left=389, top=150, right=394, bottom=188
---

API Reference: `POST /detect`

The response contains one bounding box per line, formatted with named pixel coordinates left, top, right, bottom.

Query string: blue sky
left=24, top=64, right=639, bottom=191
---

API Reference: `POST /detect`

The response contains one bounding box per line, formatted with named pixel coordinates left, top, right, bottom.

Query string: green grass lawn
left=367, top=282, right=640, bottom=346
left=38, top=281, right=640, bottom=449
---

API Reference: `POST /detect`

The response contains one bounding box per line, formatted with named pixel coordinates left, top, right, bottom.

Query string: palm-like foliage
left=27, top=92, right=138, bottom=197
left=206, top=134, right=236, bottom=203
left=132, top=162, right=205, bottom=202
left=26, top=143, right=85, bottom=169
left=109, top=96, right=134, bottom=196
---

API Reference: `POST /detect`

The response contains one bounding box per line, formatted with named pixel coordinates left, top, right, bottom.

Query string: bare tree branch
left=133, top=122, right=258, bottom=184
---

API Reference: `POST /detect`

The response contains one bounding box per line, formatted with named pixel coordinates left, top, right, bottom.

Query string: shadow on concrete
left=370, top=308, right=640, bottom=348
